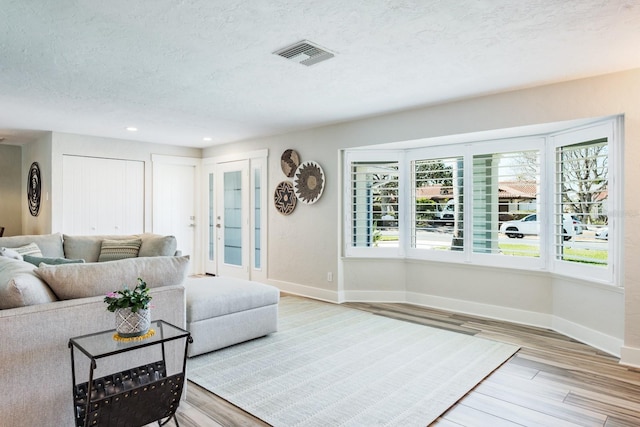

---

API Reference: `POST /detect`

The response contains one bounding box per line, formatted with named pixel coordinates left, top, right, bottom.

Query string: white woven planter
left=115, top=308, right=151, bottom=337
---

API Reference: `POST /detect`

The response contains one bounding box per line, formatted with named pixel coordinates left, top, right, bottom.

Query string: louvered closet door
left=62, top=155, right=144, bottom=235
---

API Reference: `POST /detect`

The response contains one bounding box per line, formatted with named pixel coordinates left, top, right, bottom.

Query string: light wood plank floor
left=174, top=298, right=640, bottom=426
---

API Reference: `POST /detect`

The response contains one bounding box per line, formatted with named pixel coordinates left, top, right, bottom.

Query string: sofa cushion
left=63, top=234, right=129, bottom=263
left=34, top=256, right=190, bottom=300
left=0, top=233, right=64, bottom=258
left=97, top=238, right=142, bottom=262
left=63, top=234, right=178, bottom=262
left=22, top=255, right=85, bottom=267
left=138, top=234, right=178, bottom=257
left=185, top=276, right=280, bottom=322
left=0, top=258, right=58, bottom=309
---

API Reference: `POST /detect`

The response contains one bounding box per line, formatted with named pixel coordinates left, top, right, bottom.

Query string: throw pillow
left=0, top=257, right=58, bottom=308
left=34, top=255, right=190, bottom=300
left=22, top=255, right=85, bottom=267
left=97, top=239, right=142, bottom=262
left=13, top=243, right=43, bottom=257
left=138, top=234, right=178, bottom=257
left=0, top=247, right=23, bottom=260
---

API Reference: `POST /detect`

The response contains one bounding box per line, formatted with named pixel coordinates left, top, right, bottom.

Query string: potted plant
left=104, top=278, right=152, bottom=337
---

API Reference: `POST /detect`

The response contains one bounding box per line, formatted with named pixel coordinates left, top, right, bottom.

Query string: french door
left=215, top=160, right=250, bottom=278
left=204, top=153, right=266, bottom=280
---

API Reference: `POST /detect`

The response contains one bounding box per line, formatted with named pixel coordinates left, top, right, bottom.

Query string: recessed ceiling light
left=203, top=137, right=212, bottom=141
left=126, top=126, right=138, bottom=132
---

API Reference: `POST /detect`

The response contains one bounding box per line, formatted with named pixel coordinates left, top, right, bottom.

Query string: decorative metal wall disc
left=293, top=161, right=325, bottom=205
left=27, top=162, right=41, bottom=217
left=274, top=181, right=297, bottom=215
left=280, top=149, right=300, bottom=178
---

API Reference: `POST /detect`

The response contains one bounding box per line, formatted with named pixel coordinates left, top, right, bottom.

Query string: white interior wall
left=49, top=132, right=201, bottom=234
left=204, top=68, right=640, bottom=362
left=21, top=132, right=52, bottom=235
left=0, top=145, right=23, bottom=236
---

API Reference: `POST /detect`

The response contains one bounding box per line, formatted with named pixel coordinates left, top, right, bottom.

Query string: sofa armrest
left=0, top=285, right=186, bottom=427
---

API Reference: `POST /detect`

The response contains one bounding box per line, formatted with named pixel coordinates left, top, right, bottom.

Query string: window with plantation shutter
left=349, top=160, right=400, bottom=251
left=411, top=157, right=464, bottom=251
left=343, top=117, right=619, bottom=285
left=472, top=150, right=540, bottom=259
left=553, top=127, right=611, bottom=281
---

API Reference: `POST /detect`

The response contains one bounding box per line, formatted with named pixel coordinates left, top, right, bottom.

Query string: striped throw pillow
left=98, top=239, right=142, bottom=262
left=14, top=242, right=43, bottom=257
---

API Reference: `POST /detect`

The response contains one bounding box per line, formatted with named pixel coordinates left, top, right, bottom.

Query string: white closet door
left=62, top=155, right=144, bottom=235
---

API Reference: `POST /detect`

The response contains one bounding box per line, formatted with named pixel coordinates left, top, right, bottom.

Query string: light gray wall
left=204, top=68, right=640, bottom=362
left=0, top=144, right=23, bottom=236
left=22, top=132, right=52, bottom=235
left=204, top=131, right=341, bottom=298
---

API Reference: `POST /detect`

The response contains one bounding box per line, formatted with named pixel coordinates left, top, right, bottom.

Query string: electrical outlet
left=327, top=272, right=333, bottom=282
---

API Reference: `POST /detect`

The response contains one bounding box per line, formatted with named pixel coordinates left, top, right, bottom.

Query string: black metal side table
left=68, top=320, right=192, bottom=427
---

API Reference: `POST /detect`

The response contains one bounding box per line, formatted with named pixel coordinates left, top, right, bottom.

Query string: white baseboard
left=341, top=289, right=408, bottom=303
left=552, top=317, right=623, bottom=358
left=267, top=279, right=340, bottom=303
left=405, top=291, right=553, bottom=330
left=268, top=281, right=623, bottom=358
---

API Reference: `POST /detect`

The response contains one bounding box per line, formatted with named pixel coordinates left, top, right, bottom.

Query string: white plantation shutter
left=411, top=157, right=464, bottom=251
left=472, top=150, right=540, bottom=259
left=350, top=161, right=400, bottom=249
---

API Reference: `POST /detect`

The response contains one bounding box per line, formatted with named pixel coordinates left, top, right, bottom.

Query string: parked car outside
left=595, top=227, right=608, bottom=240
left=499, top=213, right=577, bottom=241
left=570, top=215, right=585, bottom=234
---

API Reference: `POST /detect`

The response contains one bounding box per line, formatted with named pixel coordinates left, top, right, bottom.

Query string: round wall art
left=280, top=149, right=300, bottom=178
left=293, top=161, right=325, bottom=205
left=27, top=162, right=42, bottom=217
left=274, top=181, right=297, bottom=215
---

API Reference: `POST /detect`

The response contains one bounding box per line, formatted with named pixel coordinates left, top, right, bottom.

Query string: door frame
left=202, top=149, right=268, bottom=280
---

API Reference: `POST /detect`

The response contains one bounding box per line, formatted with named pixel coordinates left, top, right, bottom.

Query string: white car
left=499, top=214, right=576, bottom=241
left=595, top=227, right=608, bottom=240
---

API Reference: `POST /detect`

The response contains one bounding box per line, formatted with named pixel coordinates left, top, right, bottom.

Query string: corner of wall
left=620, top=346, right=640, bottom=367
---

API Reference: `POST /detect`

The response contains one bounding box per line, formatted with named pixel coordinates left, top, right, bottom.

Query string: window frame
left=466, top=137, right=546, bottom=271
left=549, top=120, right=619, bottom=284
left=343, top=117, right=621, bottom=287
left=343, top=150, right=404, bottom=258
left=406, top=144, right=467, bottom=263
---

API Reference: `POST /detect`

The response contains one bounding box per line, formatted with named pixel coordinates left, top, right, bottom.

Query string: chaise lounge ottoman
left=184, top=276, right=279, bottom=357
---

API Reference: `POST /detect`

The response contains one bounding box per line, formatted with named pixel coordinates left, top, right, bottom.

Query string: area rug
left=188, top=296, right=519, bottom=426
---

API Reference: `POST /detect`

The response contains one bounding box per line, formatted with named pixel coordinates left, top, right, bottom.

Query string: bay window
left=344, top=118, right=620, bottom=285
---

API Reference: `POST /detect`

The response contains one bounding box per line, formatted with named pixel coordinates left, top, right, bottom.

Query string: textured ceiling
left=1, top=0, right=639, bottom=148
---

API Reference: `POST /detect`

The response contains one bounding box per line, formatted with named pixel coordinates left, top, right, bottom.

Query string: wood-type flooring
left=172, top=298, right=640, bottom=426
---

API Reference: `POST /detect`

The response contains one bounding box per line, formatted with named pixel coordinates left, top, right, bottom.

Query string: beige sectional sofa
left=0, top=233, right=188, bottom=427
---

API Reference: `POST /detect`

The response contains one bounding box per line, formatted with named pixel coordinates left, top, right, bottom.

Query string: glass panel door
left=215, top=160, right=250, bottom=279
left=223, top=170, right=242, bottom=266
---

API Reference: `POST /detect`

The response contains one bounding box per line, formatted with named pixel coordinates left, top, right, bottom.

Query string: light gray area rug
left=188, top=296, right=519, bottom=427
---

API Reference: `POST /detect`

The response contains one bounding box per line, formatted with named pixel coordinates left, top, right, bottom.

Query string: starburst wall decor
left=293, top=161, right=325, bottom=204
left=274, top=181, right=297, bottom=215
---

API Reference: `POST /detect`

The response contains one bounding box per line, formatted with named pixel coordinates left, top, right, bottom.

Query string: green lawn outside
left=499, top=243, right=607, bottom=265
left=371, top=237, right=607, bottom=266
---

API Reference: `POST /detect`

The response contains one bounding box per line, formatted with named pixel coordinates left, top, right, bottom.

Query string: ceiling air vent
left=274, top=40, right=335, bottom=66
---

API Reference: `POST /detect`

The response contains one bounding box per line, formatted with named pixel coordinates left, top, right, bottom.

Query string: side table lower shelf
left=69, top=320, right=192, bottom=427
left=73, top=361, right=185, bottom=427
